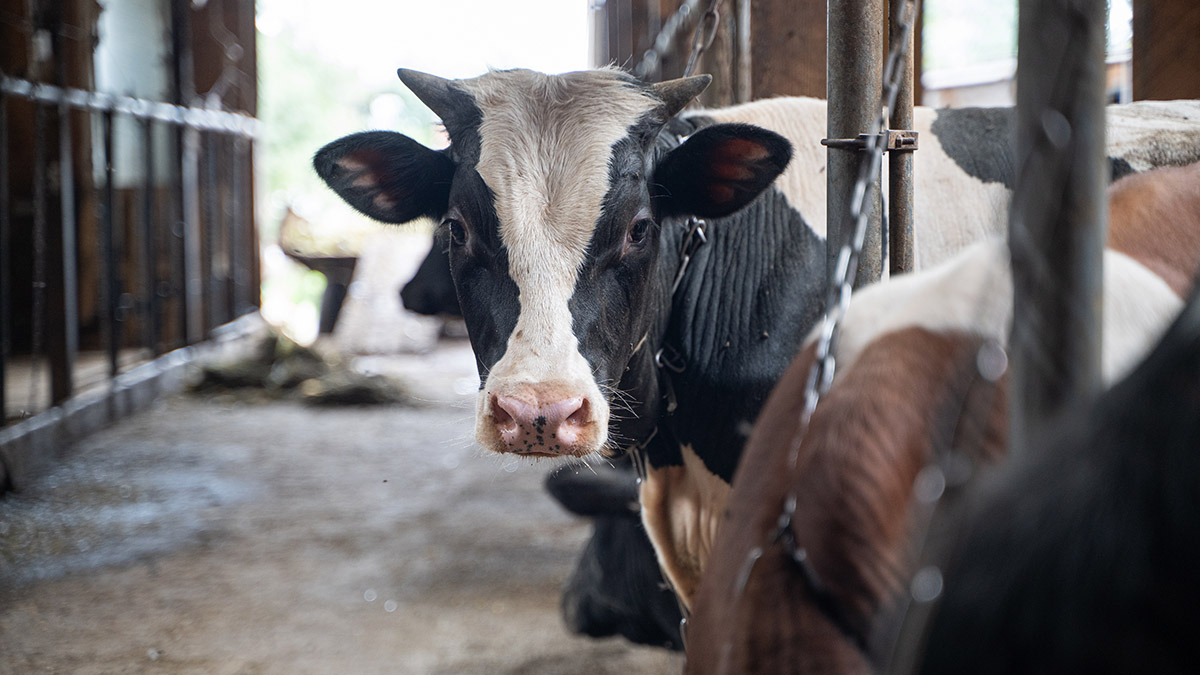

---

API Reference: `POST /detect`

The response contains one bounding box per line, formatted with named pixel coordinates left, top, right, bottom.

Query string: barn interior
left=1, top=1, right=1198, bottom=673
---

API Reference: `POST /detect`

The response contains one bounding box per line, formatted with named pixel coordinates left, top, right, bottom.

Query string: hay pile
left=190, top=332, right=415, bottom=406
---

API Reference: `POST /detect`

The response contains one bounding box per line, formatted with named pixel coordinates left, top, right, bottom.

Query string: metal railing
left=0, top=73, right=261, bottom=426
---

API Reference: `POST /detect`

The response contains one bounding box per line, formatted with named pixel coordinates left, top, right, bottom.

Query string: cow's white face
left=315, top=68, right=791, bottom=459
left=457, top=70, right=660, bottom=456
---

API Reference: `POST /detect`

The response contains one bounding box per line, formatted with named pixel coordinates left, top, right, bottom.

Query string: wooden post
left=1008, top=0, right=1108, bottom=455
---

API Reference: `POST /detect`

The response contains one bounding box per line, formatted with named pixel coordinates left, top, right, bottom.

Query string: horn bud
left=652, top=74, right=712, bottom=118
left=397, top=68, right=458, bottom=120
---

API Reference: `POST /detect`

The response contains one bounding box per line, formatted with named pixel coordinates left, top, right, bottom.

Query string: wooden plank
left=1133, top=0, right=1200, bottom=100
left=750, top=0, right=826, bottom=98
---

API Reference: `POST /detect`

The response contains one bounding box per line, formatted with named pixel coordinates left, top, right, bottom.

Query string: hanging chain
left=720, top=0, right=923, bottom=657
left=788, top=0, right=921, bottom=472
left=633, top=0, right=721, bottom=81
left=682, top=0, right=722, bottom=78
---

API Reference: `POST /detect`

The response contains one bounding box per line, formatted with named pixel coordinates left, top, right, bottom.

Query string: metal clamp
left=821, top=129, right=919, bottom=152
left=670, top=217, right=707, bottom=295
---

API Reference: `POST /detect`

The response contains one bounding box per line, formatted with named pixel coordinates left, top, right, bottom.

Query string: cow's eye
left=444, top=218, right=466, bottom=247
left=627, top=218, right=654, bottom=247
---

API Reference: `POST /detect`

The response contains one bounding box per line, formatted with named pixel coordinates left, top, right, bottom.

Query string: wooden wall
left=1133, top=0, right=1200, bottom=100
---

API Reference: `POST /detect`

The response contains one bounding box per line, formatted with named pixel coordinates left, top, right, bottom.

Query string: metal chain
left=683, top=0, right=722, bottom=78
left=718, top=0, right=924, bottom=663
left=633, top=0, right=708, bottom=81
left=788, top=0, right=921, bottom=471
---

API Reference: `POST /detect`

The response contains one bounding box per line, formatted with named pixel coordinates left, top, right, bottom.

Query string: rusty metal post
left=1008, top=0, right=1108, bottom=456
left=827, top=0, right=884, bottom=286
left=101, top=109, right=118, bottom=379
left=181, top=124, right=203, bottom=344
left=0, top=91, right=8, bottom=423
left=141, top=117, right=162, bottom=354
left=56, top=104, right=78, bottom=403
left=887, top=0, right=915, bottom=275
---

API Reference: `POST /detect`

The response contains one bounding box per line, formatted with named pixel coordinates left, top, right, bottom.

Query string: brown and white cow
left=315, top=67, right=1200, bottom=612
left=683, top=161, right=1200, bottom=673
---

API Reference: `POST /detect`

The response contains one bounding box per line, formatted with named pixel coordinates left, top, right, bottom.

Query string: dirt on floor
left=0, top=340, right=682, bottom=675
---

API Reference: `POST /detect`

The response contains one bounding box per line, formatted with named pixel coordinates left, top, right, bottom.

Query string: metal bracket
left=821, top=129, right=919, bottom=152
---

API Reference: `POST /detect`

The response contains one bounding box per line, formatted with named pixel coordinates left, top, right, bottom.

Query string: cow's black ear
left=314, top=131, right=454, bottom=224
left=653, top=123, right=792, bottom=219
left=545, top=467, right=640, bottom=517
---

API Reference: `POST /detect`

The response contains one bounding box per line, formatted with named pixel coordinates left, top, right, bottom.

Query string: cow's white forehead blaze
left=458, top=69, right=660, bottom=456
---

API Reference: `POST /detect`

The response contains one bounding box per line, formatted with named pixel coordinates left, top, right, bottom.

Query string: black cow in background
left=545, top=459, right=684, bottom=651
left=399, top=232, right=462, bottom=317
left=920, top=275, right=1200, bottom=675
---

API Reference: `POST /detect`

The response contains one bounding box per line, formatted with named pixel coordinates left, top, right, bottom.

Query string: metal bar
left=141, top=118, right=162, bottom=354
left=181, top=126, right=203, bottom=344
left=230, top=136, right=247, bottom=316
left=735, top=0, right=752, bottom=102
left=55, top=97, right=78, bottom=403
left=217, top=134, right=233, bottom=323
left=888, top=0, right=915, bottom=275
left=827, top=0, right=885, bottom=286
left=102, top=109, right=118, bottom=379
left=32, top=102, right=48, bottom=411
left=170, top=128, right=186, bottom=349
left=0, top=75, right=260, bottom=137
left=0, top=90, right=9, bottom=424
left=203, top=130, right=219, bottom=331
left=1008, top=0, right=1108, bottom=457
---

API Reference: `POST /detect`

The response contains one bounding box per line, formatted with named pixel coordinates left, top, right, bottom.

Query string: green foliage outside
left=256, top=11, right=438, bottom=342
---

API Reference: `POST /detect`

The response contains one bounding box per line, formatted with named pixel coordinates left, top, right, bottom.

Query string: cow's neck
left=654, top=188, right=828, bottom=482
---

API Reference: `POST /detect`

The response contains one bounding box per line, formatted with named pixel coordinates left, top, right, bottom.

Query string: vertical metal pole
left=32, top=102, right=49, bottom=410
left=230, top=136, right=246, bottom=317
left=56, top=97, right=78, bottom=402
left=203, top=129, right=219, bottom=331
left=888, top=0, right=915, bottom=275
left=170, top=127, right=187, bottom=349
left=171, top=0, right=196, bottom=348
left=181, top=124, right=203, bottom=344
left=735, top=0, right=753, bottom=103
left=102, top=109, right=119, bottom=379
left=1008, top=0, right=1108, bottom=456
left=217, top=134, right=232, bottom=324
left=827, top=0, right=884, bottom=286
left=0, top=91, right=9, bottom=424
left=141, top=117, right=161, bottom=354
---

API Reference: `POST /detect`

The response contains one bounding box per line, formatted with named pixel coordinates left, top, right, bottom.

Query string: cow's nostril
left=490, top=392, right=594, bottom=454
left=492, top=396, right=518, bottom=430
left=565, top=398, right=590, bottom=427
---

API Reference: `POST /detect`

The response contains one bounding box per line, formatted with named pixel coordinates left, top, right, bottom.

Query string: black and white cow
left=316, top=68, right=822, bottom=606
left=315, top=67, right=1200, bottom=608
left=545, top=460, right=684, bottom=651
left=399, top=231, right=462, bottom=317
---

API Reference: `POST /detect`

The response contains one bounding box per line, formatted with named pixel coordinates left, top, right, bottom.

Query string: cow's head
left=315, top=68, right=790, bottom=459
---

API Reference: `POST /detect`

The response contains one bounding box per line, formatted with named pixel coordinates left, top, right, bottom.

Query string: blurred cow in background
left=545, top=459, right=684, bottom=651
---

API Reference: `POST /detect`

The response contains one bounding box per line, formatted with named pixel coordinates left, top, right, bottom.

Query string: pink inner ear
left=707, top=183, right=736, bottom=205
left=338, top=157, right=369, bottom=172
left=351, top=173, right=378, bottom=189
left=712, top=164, right=755, bottom=181
left=373, top=193, right=397, bottom=210
left=714, top=138, right=770, bottom=163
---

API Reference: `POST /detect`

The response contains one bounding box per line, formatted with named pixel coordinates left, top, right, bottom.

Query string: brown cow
left=684, top=162, right=1200, bottom=674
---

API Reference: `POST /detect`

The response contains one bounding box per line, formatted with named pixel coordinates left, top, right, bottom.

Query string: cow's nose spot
left=493, top=394, right=587, bottom=454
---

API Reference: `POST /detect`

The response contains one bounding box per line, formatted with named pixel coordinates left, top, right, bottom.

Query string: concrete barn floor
left=0, top=341, right=682, bottom=675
